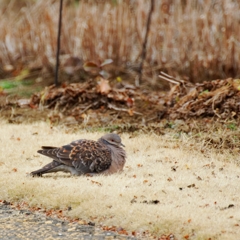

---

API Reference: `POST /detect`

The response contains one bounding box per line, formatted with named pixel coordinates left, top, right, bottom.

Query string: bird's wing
left=70, top=140, right=112, bottom=173
left=38, top=140, right=85, bottom=165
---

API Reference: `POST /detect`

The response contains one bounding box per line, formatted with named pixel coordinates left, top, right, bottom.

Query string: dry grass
left=0, top=0, right=240, bottom=82
left=1, top=120, right=240, bottom=239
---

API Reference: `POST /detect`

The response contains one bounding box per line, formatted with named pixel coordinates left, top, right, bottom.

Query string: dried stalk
left=55, top=0, right=63, bottom=87
left=137, top=0, right=155, bottom=85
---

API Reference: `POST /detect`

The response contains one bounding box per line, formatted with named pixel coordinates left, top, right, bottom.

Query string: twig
left=159, top=71, right=186, bottom=85
left=54, top=0, right=63, bottom=87
left=79, top=101, right=99, bottom=115
left=108, top=103, right=143, bottom=115
left=211, top=94, right=222, bottom=118
left=158, top=75, right=180, bottom=85
left=146, top=116, right=158, bottom=122
left=137, top=0, right=155, bottom=86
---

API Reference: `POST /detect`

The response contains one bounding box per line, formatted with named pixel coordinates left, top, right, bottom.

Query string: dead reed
left=0, top=0, right=240, bottom=83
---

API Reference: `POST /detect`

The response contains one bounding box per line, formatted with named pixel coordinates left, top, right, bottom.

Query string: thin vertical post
left=138, top=0, right=154, bottom=85
left=54, top=0, right=63, bottom=87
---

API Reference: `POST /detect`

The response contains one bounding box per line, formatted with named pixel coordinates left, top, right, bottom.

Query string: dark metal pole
left=54, top=0, right=63, bottom=87
left=138, top=0, right=154, bottom=85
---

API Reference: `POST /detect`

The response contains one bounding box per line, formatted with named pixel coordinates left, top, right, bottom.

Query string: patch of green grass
left=0, top=78, right=42, bottom=97
left=86, top=125, right=120, bottom=133
left=199, top=89, right=209, bottom=95
left=164, top=122, right=175, bottom=129
left=0, top=79, right=34, bottom=90
left=226, top=123, right=237, bottom=131
left=0, top=80, right=19, bottom=89
left=21, top=79, right=35, bottom=86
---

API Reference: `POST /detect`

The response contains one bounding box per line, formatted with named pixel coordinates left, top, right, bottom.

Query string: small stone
left=45, top=221, right=52, bottom=224
left=67, top=227, right=76, bottom=231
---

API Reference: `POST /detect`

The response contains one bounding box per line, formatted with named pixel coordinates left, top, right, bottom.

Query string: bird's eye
left=111, top=139, right=115, bottom=142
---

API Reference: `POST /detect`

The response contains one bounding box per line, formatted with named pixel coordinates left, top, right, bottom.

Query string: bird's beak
left=120, top=143, right=125, bottom=147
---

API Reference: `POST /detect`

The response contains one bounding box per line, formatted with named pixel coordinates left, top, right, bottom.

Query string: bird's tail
left=30, top=160, right=63, bottom=177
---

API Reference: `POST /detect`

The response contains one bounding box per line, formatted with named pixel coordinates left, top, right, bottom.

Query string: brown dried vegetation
left=29, top=75, right=240, bottom=121
left=0, top=0, right=240, bottom=83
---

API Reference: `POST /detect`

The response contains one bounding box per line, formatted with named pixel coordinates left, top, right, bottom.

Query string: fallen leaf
left=17, top=99, right=30, bottom=108
left=97, top=77, right=111, bottom=94
left=126, top=97, right=134, bottom=107
left=3, top=64, right=14, bottom=72
left=90, top=180, right=102, bottom=186
left=128, top=109, right=134, bottom=116
left=100, top=58, right=113, bottom=67
left=83, top=61, right=99, bottom=72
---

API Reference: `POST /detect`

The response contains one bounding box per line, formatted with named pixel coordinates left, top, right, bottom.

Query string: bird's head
left=101, top=133, right=125, bottom=147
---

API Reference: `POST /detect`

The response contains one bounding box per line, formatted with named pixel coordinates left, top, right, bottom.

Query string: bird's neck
left=108, top=144, right=126, bottom=169
left=98, top=138, right=126, bottom=167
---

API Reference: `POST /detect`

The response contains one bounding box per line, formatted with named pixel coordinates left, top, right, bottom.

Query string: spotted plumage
left=31, top=133, right=126, bottom=177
